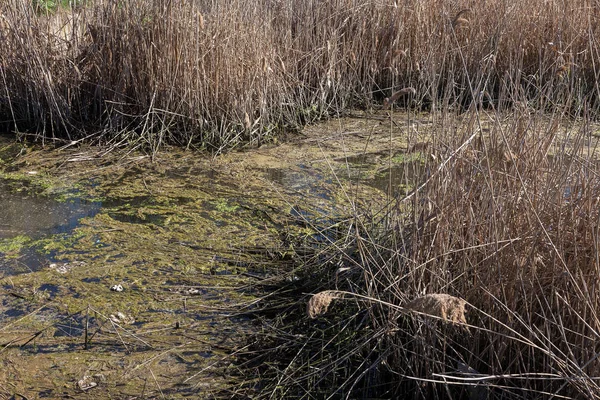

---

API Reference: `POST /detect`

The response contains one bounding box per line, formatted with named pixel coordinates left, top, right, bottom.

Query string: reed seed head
left=307, top=291, right=335, bottom=319
left=405, top=293, right=467, bottom=324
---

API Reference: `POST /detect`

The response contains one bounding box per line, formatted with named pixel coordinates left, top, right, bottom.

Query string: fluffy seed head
left=405, top=293, right=467, bottom=324
left=307, top=291, right=335, bottom=318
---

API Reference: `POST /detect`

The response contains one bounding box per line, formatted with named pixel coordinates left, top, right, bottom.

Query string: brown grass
left=451, top=9, right=471, bottom=29
left=242, top=106, right=600, bottom=399
left=3, top=1, right=600, bottom=397
left=1, top=0, right=599, bottom=150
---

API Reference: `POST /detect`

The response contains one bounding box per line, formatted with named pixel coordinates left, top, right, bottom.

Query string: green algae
left=0, top=235, right=32, bottom=256
left=212, top=198, right=240, bottom=213
left=0, top=112, right=425, bottom=398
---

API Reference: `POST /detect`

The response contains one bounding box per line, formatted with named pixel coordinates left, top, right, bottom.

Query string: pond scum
left=2, top=0, right=600, bottom=399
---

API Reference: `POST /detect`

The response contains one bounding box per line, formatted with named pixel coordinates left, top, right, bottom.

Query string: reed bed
left=4, top=1, right=600, bottom=398
left=1, top=0, right=599, bottom=150
left=240, top=102, right=600, bottom=399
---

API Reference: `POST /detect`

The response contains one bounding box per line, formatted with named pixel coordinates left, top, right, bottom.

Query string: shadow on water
left=365, top=161, right=427, bottom=197
left=0, top=179, right=102, bottom=274
left=344, top=152, right=428, bottom=196
left=264, top=164, right=334, bottom=200
left=262, top=154, right=429, bottom=224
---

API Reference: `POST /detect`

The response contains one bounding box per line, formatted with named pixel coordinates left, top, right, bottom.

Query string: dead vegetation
left=1, top=0, right=599, bottom=151
left=240, top=100, right=600, bottom=399
left=3, top=1, right=600, bottom=399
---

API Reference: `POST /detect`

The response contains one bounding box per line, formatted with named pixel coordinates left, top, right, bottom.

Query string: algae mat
left=0, top=112, right=426, bottom=398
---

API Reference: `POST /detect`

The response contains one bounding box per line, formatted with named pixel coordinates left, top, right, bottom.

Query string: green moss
left=0, top=141, right=25, bottom=164
left=35, top=231, right=85, bottom=254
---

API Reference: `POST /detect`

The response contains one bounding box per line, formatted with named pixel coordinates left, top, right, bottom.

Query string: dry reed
left=405, top=294, right=468, bottom=324
left=4, top=1, right=600, bottom=397
left=451, top=9, right=471, bottom=29
left=1, top=0, right=599, bottom=149
left=382, top=87, right=416, bottom=109
left=242, top=98, right=600, bottom=399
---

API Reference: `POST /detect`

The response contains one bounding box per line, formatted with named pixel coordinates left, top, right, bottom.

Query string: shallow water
left=0, top=180, right=101, bottom=240
left=0, top=179, right=101, bottom=274
left=0, top=113, right=427, bottom=398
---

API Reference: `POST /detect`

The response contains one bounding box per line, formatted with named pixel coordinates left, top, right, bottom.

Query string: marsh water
left=0, top=113, right=429, bottom=398
left=3, top=110, right=589, bottom=397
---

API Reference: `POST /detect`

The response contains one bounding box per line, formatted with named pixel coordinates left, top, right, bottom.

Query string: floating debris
left=49, top=261, right=85, bottom=274
left=110, top=284, right=124, bottom=292
left=77, top=375, right=97, bottom=391
left=109, top=311, right=135, bottom=325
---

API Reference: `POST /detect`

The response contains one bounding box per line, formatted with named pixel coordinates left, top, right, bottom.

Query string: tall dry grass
left=3, top=0, right=600, bottom=398
left=233, top=4, right=600, bottom=392
left=241, top=104, right=600, bottom=399
left=1, top=0, right=599, bottom=150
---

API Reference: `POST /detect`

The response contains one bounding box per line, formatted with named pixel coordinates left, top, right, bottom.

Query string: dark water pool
left=0, top=179, right=101, bottom=274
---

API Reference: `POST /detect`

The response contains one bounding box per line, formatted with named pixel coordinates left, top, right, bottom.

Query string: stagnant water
left=0, top=179, right=101, bottom=274
left=0, top=154, right=422, bottom=276
left=0, top=116, right=426, bottom=397
left=0, top=181, right=101, bottom=239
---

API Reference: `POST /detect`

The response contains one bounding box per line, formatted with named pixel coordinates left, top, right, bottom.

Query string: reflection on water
left=341, top=152, right=427, bottom=197
left=264, top=154, right=428, bottom=200
left=365, top=161, right=427, bottom=197
left=0, top=181, right=101, bottom=240
left=264, top=164, right=333, bottom=200
left=0, top=179, right=101, bottom=274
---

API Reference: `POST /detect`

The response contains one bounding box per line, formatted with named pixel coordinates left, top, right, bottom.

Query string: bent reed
left=1, top=0, right=599, bottom=150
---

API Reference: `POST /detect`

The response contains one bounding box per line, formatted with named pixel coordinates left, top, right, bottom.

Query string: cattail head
left=244, top=112, right=252, bottom=131
left=197, top=12, right=205, bottom=30
left=451, top=9, right=471, bottom=29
